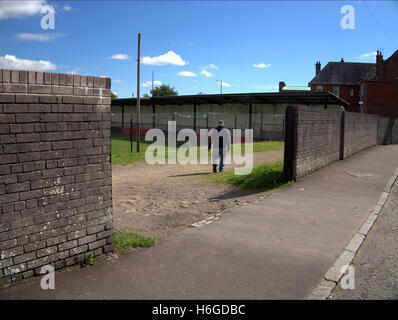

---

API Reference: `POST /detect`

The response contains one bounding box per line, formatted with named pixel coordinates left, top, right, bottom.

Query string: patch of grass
left=113, top=229, right=156, bottom=253
left=231, top=141, right=284, bottom=153
left=111, top=133, right=186, bottom=165
left=211, top=162, right=293, bottom=191
left=80, top=253, right=98, bottom=268
left=111, top=132, right=284, bottom=165
left=111, top=133, right=151, bottom=164
left=252, top=141, right=284, bottom=152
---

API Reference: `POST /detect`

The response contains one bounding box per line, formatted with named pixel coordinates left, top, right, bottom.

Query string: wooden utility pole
left=136, top=33, right=141, bottom=153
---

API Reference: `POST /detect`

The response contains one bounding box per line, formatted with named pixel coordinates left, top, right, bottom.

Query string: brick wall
left=362, top=81, right=398, bottom=118
left=378, top=116, right=398, bottom=145
left=295, top=107, right=342, bottom=178
left=284, top=106, right=395, bottom=180
left=0, top=69, right=113, bottom=285
left=343, top=112, right=377, bottom=158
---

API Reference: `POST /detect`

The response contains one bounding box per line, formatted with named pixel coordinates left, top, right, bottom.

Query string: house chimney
left=376, top=50, right=384, bottom=80
left=279, top=81, right=285, bottom=92
left=315, top=61, right=321, bottom=76
left=340, top=57, right=344, bottom=63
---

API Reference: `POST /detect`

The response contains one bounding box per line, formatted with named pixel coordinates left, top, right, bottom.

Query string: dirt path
left=112, top=149, right=283, bottom=239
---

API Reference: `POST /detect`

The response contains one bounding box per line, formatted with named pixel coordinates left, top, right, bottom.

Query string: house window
left=350, top=89, right=354, bottom=97
left=316, top=85, right=323, bottom=92
left=333, top=86, right=339, bottom=96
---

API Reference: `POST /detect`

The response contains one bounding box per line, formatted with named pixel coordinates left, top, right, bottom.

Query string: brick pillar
left=0, top=69, right=113, bottom=285
left=283, top=106, right=298, bottom=181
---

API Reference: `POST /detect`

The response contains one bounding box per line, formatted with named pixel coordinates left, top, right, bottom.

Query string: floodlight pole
left=136, top=33, right=141, bottom=153
left=216, top=80, right=223, bottom=94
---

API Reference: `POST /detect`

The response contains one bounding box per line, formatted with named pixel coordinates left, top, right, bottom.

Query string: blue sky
left=0, top=1, right=397, bottom=97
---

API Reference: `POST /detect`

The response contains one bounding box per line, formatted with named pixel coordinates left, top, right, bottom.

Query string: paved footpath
left=1, top=145, right=398, bottom=299
left=331, top=179, right=398, bottom=299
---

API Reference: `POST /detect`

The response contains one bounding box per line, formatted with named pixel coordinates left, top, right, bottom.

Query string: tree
left=143, top=93, right=150, bottom=98
left=197, top=92, right=205, bottom=95
left=111, top=91, right=118, bottom=99
left=150, top=84, right=178, bottom=97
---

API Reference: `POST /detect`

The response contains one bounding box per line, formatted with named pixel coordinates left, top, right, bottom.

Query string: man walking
left=208, top=120, right=230, bottom=173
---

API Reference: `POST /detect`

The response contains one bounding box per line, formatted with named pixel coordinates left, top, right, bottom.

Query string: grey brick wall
left=0, top=69, right=113, bottom=285
left=378, top=116, right=398, bottom=145
left=344, top=112, right=377, bottom=159
left=295, top=107, right=342, bottom=178
left=284, top=106, right=393, bottom=180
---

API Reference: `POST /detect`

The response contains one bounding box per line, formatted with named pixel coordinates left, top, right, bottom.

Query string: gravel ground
left=112, top=149, right=283, bottom=239
left=331, top=181, right=398, bottom=299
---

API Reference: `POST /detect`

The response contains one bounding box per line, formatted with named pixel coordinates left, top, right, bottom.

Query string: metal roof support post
left=130, top=108, right=133, bottom=153
left=249, top=96, right=253, bottom=129
left=122, top=105, right=125, bottom=129
left=152, top=100, right=156, bottom=129
left=193, top=97, right=197, bottom=133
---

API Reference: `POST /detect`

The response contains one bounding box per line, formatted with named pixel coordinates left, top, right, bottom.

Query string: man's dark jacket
left=208, top=126, right=226, bottom=151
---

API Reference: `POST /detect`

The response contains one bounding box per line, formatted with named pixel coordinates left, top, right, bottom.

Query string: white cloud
left=178, top=71, right=197, bottom=77
left=0, top=1, right=47, bottom=20
left=142, top=80, right=162, bottom=87
left=203, top=64, right=218, bottom=70
left=218, top=81, right=231, bottom=88
left=17, top=33, right=67, bottom=42
left=141, top=51, right=187, bottom=66
left=253, top=63, right=272, bottom=68
left=0, top=54, right=56, bottom=71
left=66, top=67, right=80, bottom=75
left=113, top=79, right=123, bottom=83
left=359, top=51, right=377, bottom=58
left=110, top=54, right=130, bottom=60
left=63, top=5, right=72, bottom=12
left=200, top=69, right=213, bottom=78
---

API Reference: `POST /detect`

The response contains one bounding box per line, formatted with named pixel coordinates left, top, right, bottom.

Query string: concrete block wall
left=295, top=107, right=342, bottom=178
left=284, top=106, right=395, bottom=180
left=378, top=116, right=398, bottom=145
left=344, top=112, right=377, bottom=159
left=0, top=69, right=113, bottom=285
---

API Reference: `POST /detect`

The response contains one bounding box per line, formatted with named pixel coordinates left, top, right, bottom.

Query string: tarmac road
left=331, top=181, right=398, bottom=299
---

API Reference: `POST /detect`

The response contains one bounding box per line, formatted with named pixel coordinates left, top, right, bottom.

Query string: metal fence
left=111, top=111, right=285, bottom=141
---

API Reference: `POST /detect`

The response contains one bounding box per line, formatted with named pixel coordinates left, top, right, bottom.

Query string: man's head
left=218, top=120, right=224, bottom=126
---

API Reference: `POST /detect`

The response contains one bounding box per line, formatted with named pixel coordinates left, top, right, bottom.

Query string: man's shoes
left=213, top=164, right=217, bottom=173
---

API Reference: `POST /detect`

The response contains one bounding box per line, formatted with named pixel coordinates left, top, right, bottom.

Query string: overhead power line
left=363, top=2, right=396, bottom=47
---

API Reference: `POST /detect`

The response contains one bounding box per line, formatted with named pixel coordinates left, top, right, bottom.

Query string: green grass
left=210, top=162, right=293, bottom=191
left=111, top=133, right=151, bottom=164
left=251, top=141, right=284, bottom=152
left=230, top=141, right=284, bottom=153
left=80, top=253, right=98, bottom=268
left=111, top=132, right=284, bottom=165
left=113, top=229, right=156, bottom=253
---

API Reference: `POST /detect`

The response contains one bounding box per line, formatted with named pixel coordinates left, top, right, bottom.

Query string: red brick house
left=308, top=50, right=398, bottom=117
left=361, top=50, right=398, bottom=117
